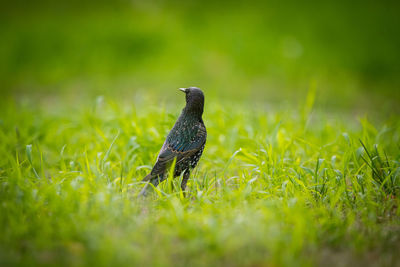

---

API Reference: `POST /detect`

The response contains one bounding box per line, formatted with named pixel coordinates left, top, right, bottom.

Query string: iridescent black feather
left=139, top=87, right=207, bottom=196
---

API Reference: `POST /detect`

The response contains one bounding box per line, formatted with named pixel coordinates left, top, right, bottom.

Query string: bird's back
left=155, top=115, right=206, bottom=172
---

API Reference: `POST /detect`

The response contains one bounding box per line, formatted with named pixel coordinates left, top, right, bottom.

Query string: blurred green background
left=1, top=0, right=399, bottom=113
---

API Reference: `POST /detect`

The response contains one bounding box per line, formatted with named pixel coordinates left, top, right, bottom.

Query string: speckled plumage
left=139, top=87, right=207, bottom=196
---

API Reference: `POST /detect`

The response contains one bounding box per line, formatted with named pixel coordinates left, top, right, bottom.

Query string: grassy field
left=1, top=91, right=399, bottom=266
left=1, top=1, right=400, bottom=266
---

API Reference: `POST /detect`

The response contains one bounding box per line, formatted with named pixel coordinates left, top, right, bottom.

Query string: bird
left=139, top=87, right=207, bottom=196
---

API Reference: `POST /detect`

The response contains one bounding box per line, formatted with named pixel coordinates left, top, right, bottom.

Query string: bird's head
left=179, top=87, right=205, bottom=116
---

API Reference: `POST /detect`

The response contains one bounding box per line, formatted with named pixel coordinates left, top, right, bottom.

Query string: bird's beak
left=179, top=88, right=187, bottom=93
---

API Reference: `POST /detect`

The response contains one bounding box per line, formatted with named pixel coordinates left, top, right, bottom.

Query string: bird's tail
left=138, top=173, right=164, bottom=197
left=138, top=173, right=153, bottom=197
left=142, top=173, right=152, bottom=182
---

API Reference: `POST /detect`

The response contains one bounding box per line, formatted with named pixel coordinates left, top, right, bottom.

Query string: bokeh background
left=1, top=0, right=399, bottom=114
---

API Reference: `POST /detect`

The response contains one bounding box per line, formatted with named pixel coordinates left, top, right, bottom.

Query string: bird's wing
left=145, top=122, right=206, bottom=179
left=158, top=122, right=206, bottom=163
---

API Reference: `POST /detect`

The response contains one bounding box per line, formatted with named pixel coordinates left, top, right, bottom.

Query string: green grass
left=1, top=91, right=399, bottom=266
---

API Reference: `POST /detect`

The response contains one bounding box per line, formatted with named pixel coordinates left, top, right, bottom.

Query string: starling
left=139, top=87, right=207, bottom=196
